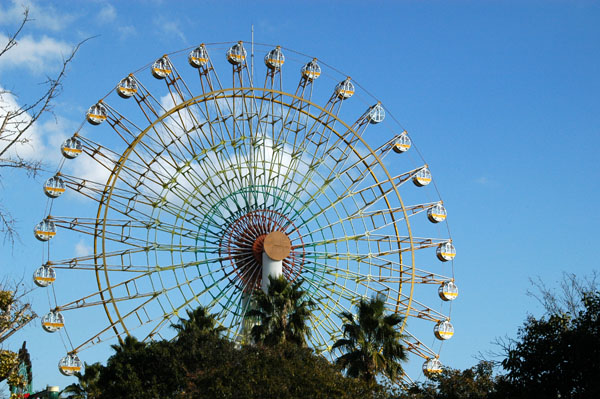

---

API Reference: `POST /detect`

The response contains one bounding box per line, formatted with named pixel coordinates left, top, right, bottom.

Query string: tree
left=97, top=337, right=181, bottom=399
left=498, top=290, right=600, bottom=398
left=0, top=281, right=35, bottom=396
left=0, top=8, right=83, bottom=244
left=527, top=270, right=598, bottom=315
left=172, top=305, right=226, bottom=344
left=397, top=361, right=499, bottom=399
left=333, top=295, right=407, bottom=385
left=184, top=343, right=390, bottom=399
left=247, top=275, right=315, bottom=347
left=60, top=362, right=102, bottom=399
left=0, top=280, right=35, bottom=345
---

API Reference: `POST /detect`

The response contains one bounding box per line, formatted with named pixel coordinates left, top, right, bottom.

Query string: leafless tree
left=527, top=270, right=599, bottom=316
left=0, top=8, right=85, bottom=245
left=0, top=278, right=35, bottom=345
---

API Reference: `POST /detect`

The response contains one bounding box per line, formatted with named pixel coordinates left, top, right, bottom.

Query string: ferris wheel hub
left=263, top=231, right=291, bottom=261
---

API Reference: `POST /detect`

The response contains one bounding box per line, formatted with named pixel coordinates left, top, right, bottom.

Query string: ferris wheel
left=34, top=41, right=458, bottom=383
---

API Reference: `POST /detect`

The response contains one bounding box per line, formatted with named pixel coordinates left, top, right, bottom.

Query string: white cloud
left=97, top=3, right=116, bottom=24
left=117, top=25, right=136, bottom=39
left=0, top=33, right=72, bottom=74
left=0, top=88, right=73, bottom=167
left=67, top=149, right=113, bottom=186
left=0, top=0, right=76, bottom=32
left=74, top=238, right=91, bottom=256
left=153, top=16, right=186, bottom=43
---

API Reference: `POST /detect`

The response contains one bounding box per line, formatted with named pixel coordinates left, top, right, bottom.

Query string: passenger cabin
left=59, top=354, right=82, bottom=376
left=61, top=137, right=82, bottom=159
left=367, top=103, right=385, bottom=124
left=33, top=266, right=56, bottom=287
left=226, top=42, right=247, bottom=65
left=42, top=311, right=64, bottom=333
left=434, top=320, right=454, bottom=340
left=413, top=167, right=432, bottom=187
left=116, top=75, right=138, bottom=98
left=392, top=131, right=411, bottom=153
left=34, top=218, right=56, bottom=242
left=43, top=176, right=66, bottom=198
left=438, top=281, right=459, bottom=301
left=427, top=203, right=447, bottom=223
left=436, top=242, right=456, bottom=262
left=188, top=45, right=209, bottom=68
left=86, top=102, right=107, bottom=125
left=301, top=59, right=321, bottom=80
left=152, top=56, right=172, bottom=79
left=264, top=46, right=285, bottom=70
left=335, top=77, right=355, bottom=99
left=423, top=358, right=443, bottom=377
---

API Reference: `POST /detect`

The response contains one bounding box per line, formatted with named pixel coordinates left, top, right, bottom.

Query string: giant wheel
left=35, top=41, right=458, bottom=382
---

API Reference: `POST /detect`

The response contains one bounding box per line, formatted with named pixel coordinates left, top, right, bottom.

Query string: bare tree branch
left=0, top=8, right=29, bottom=59
left=527, top=271, right=599, bottom=315
left=0, top=7, right=89, bottom=244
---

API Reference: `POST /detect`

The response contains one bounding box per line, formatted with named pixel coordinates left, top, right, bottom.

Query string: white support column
left=261, top=231, right=291, bottom=293
left=262, top=252, right=282, bottom=293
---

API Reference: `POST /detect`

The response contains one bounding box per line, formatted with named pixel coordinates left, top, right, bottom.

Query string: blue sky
left=1, top=0, right=599, bottom=391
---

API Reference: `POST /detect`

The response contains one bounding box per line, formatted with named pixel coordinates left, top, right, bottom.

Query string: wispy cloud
left=0, top=34, right=72, bottom=74
left=75, top=239, right=92, bottom=257
left=0, top=0, right=76, bottom=32
left=97, top=3, right=116, bottom=24
left=475, top=176, right=489, bottom=185
left=0, top=88, right=75, bottom=166
left=153, top=16, right=186, bottom=43
left=117, top=25, right=136, bottom=39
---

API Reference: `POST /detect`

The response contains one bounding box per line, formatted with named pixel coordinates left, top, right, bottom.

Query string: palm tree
left=109, top=335, right=146, bottom=355
left=247, top=275, right=315, bottom=347
left=332, top=295, right=407, bottom=385
left=60, top=362, right=102, bottom=399
left=171, top=305, right=226, bottom=341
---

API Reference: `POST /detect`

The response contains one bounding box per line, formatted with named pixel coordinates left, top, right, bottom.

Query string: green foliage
left=183, top=342, right=388, bottom=399
left=333, top=295, right=407, bottom=385
left=247, top=275, right=315, bottom=347
left=397, top=361, right=499, bottom=399
left=60, top=362, right=102, bottom=399
left=0, top=350, right=20, bottom=387
left=97, top=337, right=182, bottom=399
left=0, top=288, right=35, bottom=344
left=68, top=304, right=392, bottom=398
left=498, top=291, right=600, bottom=398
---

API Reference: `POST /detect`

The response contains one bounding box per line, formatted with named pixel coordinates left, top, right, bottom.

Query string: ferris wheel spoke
left=40, top=44, right=456, bottom=383
left=292, top=165, right=426, bottom=234
left=409, top=267, right=453, bottom=285
left=78, top=136, right=185, bottom=199
left=62, top=167, right=237, bottom=236
left=70, top=292, right=162, bottom=353
left=403, top=297, right=449, bottom=323
left=402, top=330, right=438, bottom=360
left=301, top=234, right=446, bottom=256
left=281, top=104, right=397, bottom=215
left=50, top=216, right=227, bottom=253
left=303, top=257, right=401, bottom=283
left=95, top=259, right=244, bottom=343
left=101, top=102, right=192, bottom=168
left=304, top=258, right=404, bottom=305
left=142, top=265, right=248, bottom=340
left=297, top=201, right=440, bottom=240
left=302, top=268, right=360, bottom=307
left=280, top=100, right=369, bottom=206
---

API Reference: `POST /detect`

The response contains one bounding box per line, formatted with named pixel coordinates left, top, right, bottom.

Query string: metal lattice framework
left=35, top=41, right=458, bottom=382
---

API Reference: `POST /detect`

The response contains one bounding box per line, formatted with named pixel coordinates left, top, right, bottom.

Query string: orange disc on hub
left=263, top=231, right=291, bottom=261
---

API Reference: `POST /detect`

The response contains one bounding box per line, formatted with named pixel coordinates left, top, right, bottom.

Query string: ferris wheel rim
left=91, top=86, right=417, bottom=337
